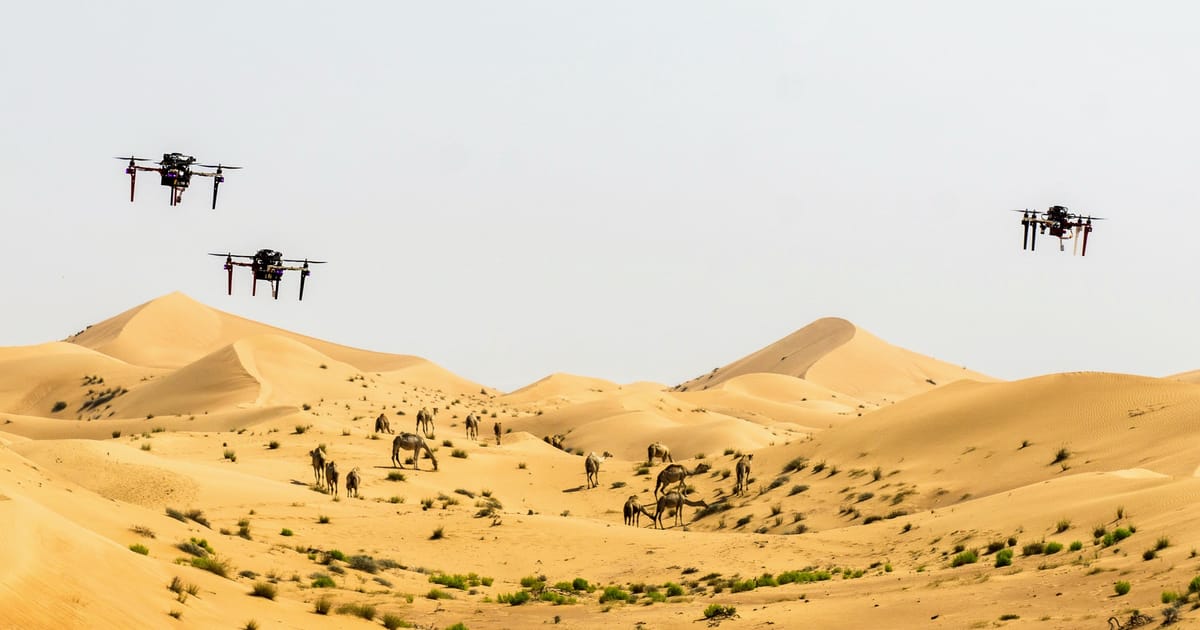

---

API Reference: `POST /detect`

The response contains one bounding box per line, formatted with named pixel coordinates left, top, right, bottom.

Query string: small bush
left=311, top=575, right=336, bottom=588
left=599, top=586, right=630, bottom=603
left=191, top=556, right=231, bottom=578
left=704, top=604, right=737, bottom=619
left=1163, top=590, right=1182, bottom=604
left=348, top=555, right=379, bottom=574
left=430, top=526, right=445, bottom=540
left=382, top=614, right=408, bottom=630
left=51, top=401, right=67, bottom=413
left=498, top=591, right=531, bottom=605
left=280, top=528, right=293, bottom=537
left=1022, top=541, right=1045, bottom=556
left=427, top=588, right=454, bottom=600
left=1043, top=542, right=1063, bottom=555
left=129, top=543, right=149, bottom=555
left=1055, top=518, right=1071, bottom=533
left=250, top=582, right=276, bottom=600
left=995, top=549, right=1014, bottom=567
left=386, top=471, right=406, bottom=482
left=1114, top=581, right=1131, bottom=596
left=951, top=550, right=978, bottom=567
left=1189, top=575, right=1200, bottom=594
left=1069, top=540, right=1082, bottom=551
left=1143, top=549, right=1157, bottom=561
left=318, top=514, right=331, bottom=524
left=789, top=484, right=809, bottom=496
left=268, top=441, right=280, bottom=450
left=314, top=596, right=332, bottom=614
left=1051, top=447, right=1070, bottom=465
left=452, top=449, right=467, bottom=459
left=336, top=602, right=377, bottom=620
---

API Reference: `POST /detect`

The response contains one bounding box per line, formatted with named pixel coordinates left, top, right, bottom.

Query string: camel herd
left=306, top=411, right=751, bottom=530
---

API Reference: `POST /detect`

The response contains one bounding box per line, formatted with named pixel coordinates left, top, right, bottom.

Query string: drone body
left=210, top=249, right=327, bottom=300
left=117, top=153, right=240, bottom=208
left=1017, top=205, right=1102, bottom=256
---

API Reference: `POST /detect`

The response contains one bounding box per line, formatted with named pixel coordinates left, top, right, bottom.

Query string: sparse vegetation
left=336, top=602, right=377, bottom=620
left=951, top=550, right=978, bottom=567
left=129, top=543, right=149, bottom=555
left=995, top=549, right=1014, bottom=567
left=430, top=526, right=445, bottom=540
left=1051, top=446, right=1070, bottom=465
left=704, top=604, right=737, bottom=619
left=1114, top=581, right=1131, bottom=596
left=314, top=595, right=333, bottom=614
left=250, top=582, right=277, bottom=600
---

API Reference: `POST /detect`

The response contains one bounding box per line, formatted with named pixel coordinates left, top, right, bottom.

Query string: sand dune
left=675, top=316, right=994, bottom=404
left=7, top=295, right=1200, bottom=629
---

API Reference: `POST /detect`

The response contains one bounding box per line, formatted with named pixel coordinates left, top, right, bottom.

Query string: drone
left=1016, top=205, right=1103, bottom=256
left=116, top=153, right=241, bottom=208
left=208, top=249, right=326, bottom=300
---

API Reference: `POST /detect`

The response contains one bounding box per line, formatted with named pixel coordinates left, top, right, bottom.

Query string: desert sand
left=2, top=292, right=1199, bottom=629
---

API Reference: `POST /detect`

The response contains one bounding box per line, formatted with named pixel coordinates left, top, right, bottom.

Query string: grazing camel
left=391, top=432, right=439, bottom=471
left=623, top=495, right=654, bottom=527
left=653, top=491, right=709, bottom=529
left=465, top=413, right=479, bottom=440
left=374, top=413, right=393, bottom=434
left=493, top=421, right=502, bottom=445
left=585, top=452, right=606, bottom=489
left=733, top=454, right=753, bottom=496
left=325, top=461, right=339, bottom=497
left=646, top=442, right=674, bottom=465
left=415, top=408, right=436, bottom=436
left=309, top=447, right=326, bottom=485
left=345, top=467, right=361, bottom=498
left=654, top=462, right=711, bottom=497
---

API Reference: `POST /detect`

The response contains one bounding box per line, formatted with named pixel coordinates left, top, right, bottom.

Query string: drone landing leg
left=272, top=279, right=280, bottom=300
left=129, top=169, right=137, bottom=202
left=1082, top=227, right=1090, bottom=256
left=299, top=271, right=307, bottom=301
left=1030, top=224, right=1036, bottom=251
left=252, top=278, right=257, bottom=297
left=1022, top=218, right=1030, bottom=250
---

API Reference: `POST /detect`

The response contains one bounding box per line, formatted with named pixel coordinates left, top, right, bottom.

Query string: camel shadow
left=289, top=479, right=309, bottom=486
left=562, top=486, right=586, bottom=493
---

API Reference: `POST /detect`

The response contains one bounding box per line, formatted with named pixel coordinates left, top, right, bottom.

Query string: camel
left=733, top=454, right=753, bottom=496
left=647, top=442, right=674, bottom=465
left=309, top=446, right=326, bottom=485
left=325, top=461, right=339, bottom=497
left=652, top=491, right=709, bottom=529
left=374, top=413, right=393, bottom=434
left=391, top=432, right=439, bottom=471
left=623, top=495, right=654, bottom=527
left=654, top=462, right=711, bottom=497
left=415, top=407, right=436, bottom=436
left=345, top=467, right=360, bottom=498
left=465, top=413, right=479, bottom=440
left=493, top=421, right=502, bottom=445
left=585, top=452, right=606, bottom=489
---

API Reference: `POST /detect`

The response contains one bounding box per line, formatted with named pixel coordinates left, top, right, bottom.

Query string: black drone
left=117, top=153, right=240, bottom=208
left=1016, top=205, right=1103, bottom=256
left=209, top=249, right=327, bottom=300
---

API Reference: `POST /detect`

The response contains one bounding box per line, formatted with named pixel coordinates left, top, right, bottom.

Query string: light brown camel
left=325, top=461, right=339, bottom=497
left=654, top=462, right=711, bottom=497
left=623, top=495, right=654, bottom=526
left=309, top=446, right=326, bottom=485
left=647, top=442, right=674, bottom=465
left=493, top=421, right=502, bottom=445
left=345, top=467, right=360, bottom=498
left=653, top=491, right=709, bottom=529
left=374, top=413, right=394, bottom=434
left=585, top=452, right=607, bottom=489
left=465, top=413, right=479, bottom=440
left=391, top=432, right=439, bottom=471
left=733, top=454, right=753, bottom=496
left=415, top=407, right=436, bottom=436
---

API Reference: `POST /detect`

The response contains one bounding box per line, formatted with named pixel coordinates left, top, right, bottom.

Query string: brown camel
left=654, top=462, right=711, bottom=497
left=415, top=407, right=436, bottom=436
left=733, top=454, right=753, bottom=496
left=465, top=413, right=479, bottom=440
left=391, top=432, right=439, bottom=471
left=585, top=452, right=606, bottom=489
left=623, top=495, right=654, bottom=526
left=653, top=491, right=708, bottom=529
left=647, top=442, right=674, bottom=465
left=345, top=467, right=360, bottom=498
left=374, top=413, right=393, bottom=434
left=325, top=461, right=339, bottom=497
left=493, top=421, right=502, bottom=445
left=309, top=446, right=326, bottom=485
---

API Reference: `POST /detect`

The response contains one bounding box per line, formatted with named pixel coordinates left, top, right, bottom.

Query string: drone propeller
left=281, top=258, right=327, bottom=264
left=207, top=252, right=256, bottom=259
left=114, top=156, right=152, bottom=162
left=196, top=164, right=243, bottom=170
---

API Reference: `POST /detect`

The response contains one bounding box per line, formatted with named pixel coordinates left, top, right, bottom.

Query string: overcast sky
left=3, top=2, right=1200, bottom=391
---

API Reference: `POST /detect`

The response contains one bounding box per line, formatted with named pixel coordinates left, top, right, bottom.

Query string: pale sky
left=4, top=2, right=1200, bottom=391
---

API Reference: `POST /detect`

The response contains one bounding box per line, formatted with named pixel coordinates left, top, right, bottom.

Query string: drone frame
left=118, top=155, right=240, bottom=209
left=1018, top=207, right=1099, bottom=256
left=210, top=252, right=326, bottom=301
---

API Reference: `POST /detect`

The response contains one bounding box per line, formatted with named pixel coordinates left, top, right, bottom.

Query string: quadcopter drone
left=208, top=249, right=326, bottom=300
left=116, top=153, right=240, bottom=208
left=1016, top=205, right=1103, bottom=256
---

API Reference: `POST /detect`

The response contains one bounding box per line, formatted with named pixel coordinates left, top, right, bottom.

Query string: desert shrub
left=427, top=588, right=453, bottom=600
left=704, top=604, right=737, bottom=619
left=51, top=401, right=67, bottom=413
left=777, top=570, right=831, bottom=584
left=1022, top=542, right=1046, bottom=556
left=381, top=614, right=408, bottom=630
left=1055, top=518, right=1071, bottom=533
left=191, top=556, right=231, bottom=578
left=871, top=467, right=883, bottom=482
left=1101, top=528, right=1133, bottom=547
left=498, top=591, right=531, bottom=605
left=1043, top=542, right=1063, bottom=555
left=177, top=540, right=209, bottom=557
left=336, top=602, right=377, bottom=620
left=430, top=526, right=445, bottom=540
left=1163, top=590, right=1182, bottom=603
left=250, top=582, right=276, bottom=600
left=789, top=484, right=809, bottom=496
left=863, top=515, right=883, bottom=525
left=599, top=586, right=630, bottom=602
left=1069, top=540, right=1082, bottom=551
left=985, top=540, right=1006, bottom=554
left=735, top=515, right=753, bottom=528
left=1114, top=581, right=1131, bottom=596
left=168, top=609, right=182, bottom=619
left=452, top=449, right=467, bottom=459
left=280, top=528, right=293, bottom=537
left=999, top=614, right=1019, bottom=621
left=314, top=596, right=332, bottom=614
left=129, top=544, right=149, bottom=555
left=1144, top=549, right=1157, bottom=561
left=951, top=550, right=978, bottom=567
left=995, top=549, right=1014, bottom=567
left=318, top=514, right=331, bottom=524
left=165, top=507, right=187, bottom=522
left=348, top=555, right=378, bottom=574
left=781, top=457, right=807, bottom=473
left=323, top=549, right=347, bottom=562
left=386, top=471, right=406, bottom=482
left=311, top=575, right=335, bottom=588
left=1189, top=575, right=1200, bottom=594
left=294, top=424, right=311, bottom=434
left=141, top=442, right=152, bottom=451
left=665, top=582, right=685, bottom=597
left=856, top=492, right=874, bottom=503
left=1051, top=447, right=1070, bottom=465
left=268, top=441, right=280, bottom=450
left=185, top=509, right=211, bottom=528
left=1157, top=536, right=1171, bottom=550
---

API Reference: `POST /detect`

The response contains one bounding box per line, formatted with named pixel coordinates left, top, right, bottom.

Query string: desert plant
left=387, top=471, right=406, bottom=482
left=704, top=604, right=737, bottom=619
left=995, top=549, right=1014, bottom=567
left=498, top=591, right=531, bottom=605
left=451, top=449, right=467, bottom=458
left=335, top=602, right=377, bottom=620
left=280, top=528, right=293, bottom=536
left=250, top=582, right=277, bottom=600
left=1055, top=518, right=1071, bottom=533
left=268, top=441, right=280, bottom=449
left=1114, top=581, right=1131, bottom=596
left=191, top=555, right=231, bottom=578
left=1043, top=542, right=1063, bottom=555
left=430, top=526, right=445, bottom=540
left=951, top=550, right=978, bottom=567
left=1051, top=446, right=1070, bottom=465
left=427, top=588, right=454, bottom=600
left=318, top=514, right=330, bottom=524
left=129, top=543, right=149, bottom=555
left=311, top=575, right=336, bottom=588
left=313, top=595, right=332, bottom=614
left=382, top=614, right=408, bottom=630
left=1069, top=540, right=1083, bottom=551
left=51, top=401, right=67, bottom=413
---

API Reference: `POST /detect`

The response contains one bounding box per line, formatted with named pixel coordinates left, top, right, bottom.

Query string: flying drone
left=116, top=153, right=240, bottom=208
left=1016, top=205, right=1104, bottom=256
left=208, top=249, right=326, bottom=300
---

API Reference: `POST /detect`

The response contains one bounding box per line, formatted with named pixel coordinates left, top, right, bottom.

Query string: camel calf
left=325, top=461, right=340, bottom=497
left=345, top=468, right=360, bottom=498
